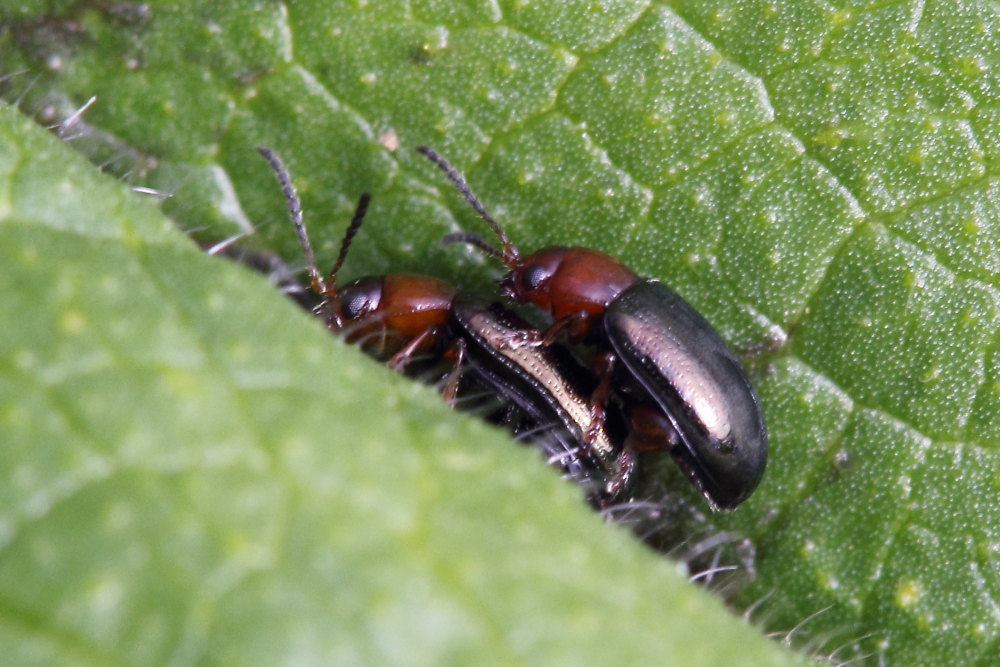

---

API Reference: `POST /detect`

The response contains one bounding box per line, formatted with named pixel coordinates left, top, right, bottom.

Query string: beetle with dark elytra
left=256, top=146, right=634, bottom=499
left=418, top=146, right=768, bottom=509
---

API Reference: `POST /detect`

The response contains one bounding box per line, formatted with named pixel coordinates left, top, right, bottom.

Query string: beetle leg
left=584, top=351, right=616, bottom=443
left=501, top=327, right=545, bottom=348
left=540, top=310, right=589, bottom=345
left=387, top=325, right=441, bottom=372
left=624, top=403, right=681, bottom=454
left=440, top=338, right=466, bottom=406
left=604, top=445, right=637, bottom=498
left=500, top=310, right=589, bottom=349
left=377, top=323, right=388, bottom=355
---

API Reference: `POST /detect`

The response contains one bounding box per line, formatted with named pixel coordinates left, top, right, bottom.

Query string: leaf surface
left=3, top=1, right=1000, bottom=663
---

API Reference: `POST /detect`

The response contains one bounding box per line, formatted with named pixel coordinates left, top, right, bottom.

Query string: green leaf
left=2, top=1, right=1000, bottom=664
left=0, top=104, right=798, bottom=665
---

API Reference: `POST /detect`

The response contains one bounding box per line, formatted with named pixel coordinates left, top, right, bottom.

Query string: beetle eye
left=521, top=264, right=548, bottom=292
left=341, top=290, right=371, bottom=321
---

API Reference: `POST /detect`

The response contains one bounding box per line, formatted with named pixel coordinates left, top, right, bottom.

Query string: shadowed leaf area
left=2, top=1, right=999, bottom=664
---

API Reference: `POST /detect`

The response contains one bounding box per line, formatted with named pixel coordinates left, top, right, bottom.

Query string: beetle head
left=498, top=247, right=566, bottom=311
left=324, top=276, right=383, bottom=335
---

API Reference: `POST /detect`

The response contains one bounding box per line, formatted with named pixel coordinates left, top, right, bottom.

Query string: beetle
left=257, top=146, right=632, bottom=497
left=452, top=293, right=634, bottom=499
left=258, top=146, right=465, bottom=396
left=417, top=146, right=767, bottom=509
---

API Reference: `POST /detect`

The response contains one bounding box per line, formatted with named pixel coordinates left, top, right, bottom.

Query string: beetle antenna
left=327, top=193, right=371, bottom=289
left=257, top=146, right=328, bottom=296
left=440, top=231, right=505, bottom=261
left=416, top=145, right=521, bottom=265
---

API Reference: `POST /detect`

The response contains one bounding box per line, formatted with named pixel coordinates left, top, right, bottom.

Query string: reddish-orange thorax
left=379, top=274, right=457, bottom=337
left=511, top=246, right=637, bottom=338
left=330, top=274, right=456, bottom=346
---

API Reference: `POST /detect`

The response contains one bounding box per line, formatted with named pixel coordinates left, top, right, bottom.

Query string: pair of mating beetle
left=257, top=146, right=767, bottom=510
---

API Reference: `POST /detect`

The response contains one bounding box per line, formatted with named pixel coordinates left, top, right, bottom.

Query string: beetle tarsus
left=604, top=446, right=637, bottom=499
left=502, top=328, right=545, bottom=349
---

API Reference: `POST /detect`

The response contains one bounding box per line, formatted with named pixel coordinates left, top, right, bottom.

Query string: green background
left=2, top=1, right=999, bottom=664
